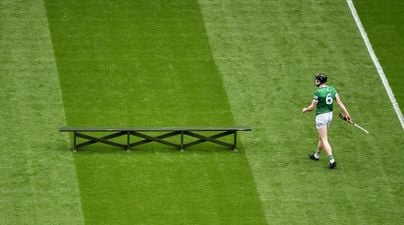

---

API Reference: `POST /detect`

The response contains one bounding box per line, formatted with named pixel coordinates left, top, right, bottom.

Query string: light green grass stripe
left=0, top=1, right=84, bottom=224
left=200, top=0, right=404, bottom=224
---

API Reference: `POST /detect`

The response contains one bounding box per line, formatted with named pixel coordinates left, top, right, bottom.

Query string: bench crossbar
left=75, top=131, right=127, bottom=149
left=60, top=127, right=251, bottom=152
left=129, top=131, right=180, bottom=149
left=183, top=131, right=234, bottom=149
left=129, top=131, right=180, bottom=148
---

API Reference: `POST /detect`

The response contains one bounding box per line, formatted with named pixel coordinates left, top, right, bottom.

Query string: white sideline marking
left=347, top=0, right=404, bottom=130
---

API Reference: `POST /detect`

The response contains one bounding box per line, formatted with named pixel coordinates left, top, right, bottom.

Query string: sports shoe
left=329, top=161, right=337, bottom=169
left=309, top=152, right=319, bottom=161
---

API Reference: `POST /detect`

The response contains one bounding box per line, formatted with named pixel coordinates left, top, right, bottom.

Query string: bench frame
left=59, top=127, right=251, bottom=152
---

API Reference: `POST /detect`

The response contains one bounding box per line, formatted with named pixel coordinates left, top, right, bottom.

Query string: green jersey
left=313, top=86, right=338, bottom=116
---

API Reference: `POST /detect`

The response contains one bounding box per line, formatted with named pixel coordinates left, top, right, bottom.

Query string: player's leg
left=317, top=138, right=323, bottom=150
left=317, top=127, right=331, bottom=155
left=309, top=114, right=326, bottom=161
left=309, top=136, right=322, bottom=160
left=317, top=127, right=336, bottom=169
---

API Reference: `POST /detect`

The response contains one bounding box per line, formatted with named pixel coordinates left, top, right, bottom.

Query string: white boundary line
left=347, top=0, right=404, bottom=130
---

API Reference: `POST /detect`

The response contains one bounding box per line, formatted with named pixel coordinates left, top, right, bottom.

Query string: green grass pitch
left=355, top=0, right=404, bottom=112
left=1, top=0, right=403, bottom=224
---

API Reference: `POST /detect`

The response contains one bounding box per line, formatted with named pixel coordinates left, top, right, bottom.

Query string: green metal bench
left=59, top=127, right=252, bottom=152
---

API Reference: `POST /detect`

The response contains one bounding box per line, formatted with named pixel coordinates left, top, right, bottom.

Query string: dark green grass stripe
left=45, top=0, right=266, bottom=224
left=354, top=0, right=404, bottom=112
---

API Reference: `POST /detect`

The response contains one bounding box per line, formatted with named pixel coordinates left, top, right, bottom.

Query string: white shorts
left=315, top=112, right=333, bottom=129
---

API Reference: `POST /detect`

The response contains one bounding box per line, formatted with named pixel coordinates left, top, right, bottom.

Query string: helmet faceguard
left=314, top=73, right=327, bottom=87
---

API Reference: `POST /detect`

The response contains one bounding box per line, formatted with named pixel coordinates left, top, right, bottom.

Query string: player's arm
left=302, top=100, right=317, bottom=113
left=335, top=95, right=351, bottom=122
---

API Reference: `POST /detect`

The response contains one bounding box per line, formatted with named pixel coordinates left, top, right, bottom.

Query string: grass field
left=1, top=0, right=403, bottom=224
left=1, top=1, right=83, bottom=224
left=45, top=0, right=266, bottom=224
left=355, top=0, right=404, bottom=112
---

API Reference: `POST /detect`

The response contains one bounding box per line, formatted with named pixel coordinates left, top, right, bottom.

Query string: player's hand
left=345, top=113, right=352, bottom=123
left=302, top=107, right=307, bottom=113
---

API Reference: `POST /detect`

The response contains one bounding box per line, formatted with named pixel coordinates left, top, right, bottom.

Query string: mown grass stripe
left=346, top=0, right=404, bottom=129
left=200, top=0, right=404, bottom=224
left=0, top=1, right=84, bottom=224
left=354, top=0, right=404, bottom=114
left=45, top=0, right=267, bottom=224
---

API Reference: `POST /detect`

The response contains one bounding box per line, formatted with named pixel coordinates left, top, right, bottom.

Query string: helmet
left=314, top=73, right=327, bottom=85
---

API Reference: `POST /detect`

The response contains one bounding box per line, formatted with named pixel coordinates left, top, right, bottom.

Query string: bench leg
left=126, top=132, right=131, bottom=152
left=73, top=131, right=77, bottom=152
left=233, top=131, right=238, bottom=152
left=179, top=131, right=184, bottom=152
